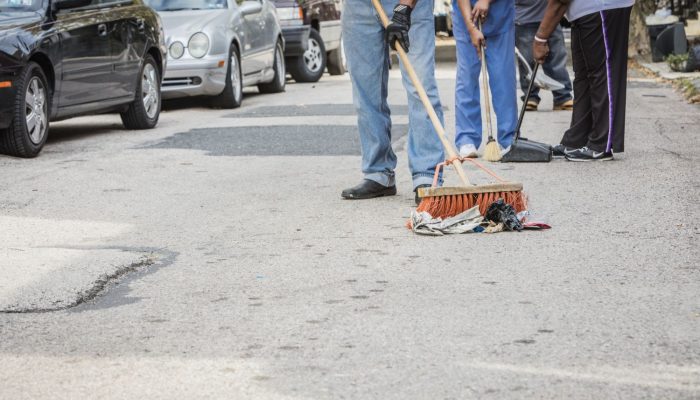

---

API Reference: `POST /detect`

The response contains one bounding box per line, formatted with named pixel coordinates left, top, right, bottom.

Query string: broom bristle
left=483, top=138, right=502, bottom=162
left=409, top=190, right=527, bottom=228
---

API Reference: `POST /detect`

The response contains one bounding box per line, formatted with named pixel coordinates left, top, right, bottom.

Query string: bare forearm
left=536, top=0, right=569, bottom=39
left=399, top=0, right=417, bottom=8
left=456, top=0, right=475, bottom=31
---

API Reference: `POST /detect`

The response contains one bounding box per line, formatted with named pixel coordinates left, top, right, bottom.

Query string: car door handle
left=97, top=23, right=108, bottom=37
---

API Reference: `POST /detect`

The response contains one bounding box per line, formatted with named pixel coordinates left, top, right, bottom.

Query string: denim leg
left=452, top=3, right=483, bottom=149
left=395, top=0, right=445, bottom=188
left=485, top=28, right=518, bottom=149
left=342, top=0, right=395, bottom=187
left=515, top=23, right=541, bottom=102
left=544, top=26, right=574, bottom=104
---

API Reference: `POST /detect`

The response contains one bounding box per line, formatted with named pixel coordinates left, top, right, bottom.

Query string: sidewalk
left=638, top=59, right=700, bottom=103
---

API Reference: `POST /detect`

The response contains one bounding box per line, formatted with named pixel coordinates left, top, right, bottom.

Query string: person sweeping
left=453, top=0, right=518, bottom=160
left=533, top=0, right=634, bottom=161
left=340, top=0, right=445, bottom=204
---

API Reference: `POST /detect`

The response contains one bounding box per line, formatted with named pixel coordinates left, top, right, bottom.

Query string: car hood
left=0, top=12, right=42, bottom=58
left=158, top=10, right=228, bottom=39
left=0, top=12, right=42, bottom=35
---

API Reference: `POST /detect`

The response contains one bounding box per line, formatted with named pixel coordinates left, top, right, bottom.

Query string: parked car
left=0, top=0, right=166, bottom=158
left=273, top=0, right=344, bottom=83
left=145, top=0, right=286, bottom=108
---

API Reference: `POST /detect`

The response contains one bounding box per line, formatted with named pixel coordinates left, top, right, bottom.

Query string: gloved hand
left=386, top=3, right=412, bottom=52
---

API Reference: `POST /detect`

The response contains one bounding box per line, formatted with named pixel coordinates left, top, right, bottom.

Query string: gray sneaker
left=565, top=147, right=614, bottom=162
left=552, top=144, right=574, bottom=159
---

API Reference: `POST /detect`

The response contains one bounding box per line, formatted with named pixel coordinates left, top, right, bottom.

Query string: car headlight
left=169, top=41, right=184, bottom=59
left=188, top=33, right=209, bottom=58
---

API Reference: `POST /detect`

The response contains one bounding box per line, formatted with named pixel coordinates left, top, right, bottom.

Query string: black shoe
left=552, top=144, right=574, bottom=159
left=565, top=147, right=614, bottom=162
left=341, top=179, right=397, bottom=200
left=414, top=184, right=431, bottom=205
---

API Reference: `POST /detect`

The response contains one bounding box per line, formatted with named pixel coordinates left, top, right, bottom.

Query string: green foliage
left=666, top=53, right=689, bottom=72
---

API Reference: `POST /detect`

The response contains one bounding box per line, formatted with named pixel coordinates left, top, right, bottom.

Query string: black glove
left=386, top=3, right=412, bottom=52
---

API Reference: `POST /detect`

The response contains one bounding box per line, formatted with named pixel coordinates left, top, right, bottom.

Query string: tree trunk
left=629, top=0, right=658, bottom=58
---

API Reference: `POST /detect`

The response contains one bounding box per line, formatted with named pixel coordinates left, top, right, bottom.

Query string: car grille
left=163, top=77, right=202, bottom=87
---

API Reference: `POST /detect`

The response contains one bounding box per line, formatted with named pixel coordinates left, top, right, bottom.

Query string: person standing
left=533, top=0, right=635, bottom=161
left=515, top=0, right=573, bottom=111
left=453, top=0, right=518, bottom=158
left=340, top=0, right=445, bottom=203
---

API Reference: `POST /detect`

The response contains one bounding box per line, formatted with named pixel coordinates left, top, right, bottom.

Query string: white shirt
left=567, top=0, right=636, bottom=22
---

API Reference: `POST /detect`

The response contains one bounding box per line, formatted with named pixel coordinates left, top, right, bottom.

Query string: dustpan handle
left=514, top=62, right=539, bottom=141
left=370, top=0, right=471, bottom=187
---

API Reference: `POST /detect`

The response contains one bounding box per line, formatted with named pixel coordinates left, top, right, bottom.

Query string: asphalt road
left=0, top=65, right=698, bottom=399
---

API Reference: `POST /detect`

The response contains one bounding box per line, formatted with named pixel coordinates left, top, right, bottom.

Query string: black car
left=0, top=0, right=166, bottom=157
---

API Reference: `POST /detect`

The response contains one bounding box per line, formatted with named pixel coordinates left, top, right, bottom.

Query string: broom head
left=483, top=137, right=502, bottom=162
left=415, top=182, right=526, bottom=222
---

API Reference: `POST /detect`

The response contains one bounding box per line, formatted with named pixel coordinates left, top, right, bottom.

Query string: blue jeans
left=515, top=23, right=573, bottom=105
left=453, top=3, right=517, bottom=149
left=342, top=0, right=444, bottom=189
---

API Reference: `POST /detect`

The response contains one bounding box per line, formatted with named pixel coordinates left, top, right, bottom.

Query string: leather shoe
left=414, top=184, right=431, bottom=205
left=341, top=179, right=396, bottom=200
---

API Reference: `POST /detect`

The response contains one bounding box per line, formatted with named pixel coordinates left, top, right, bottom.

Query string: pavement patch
left=146, top=125, right=409, bottom=156
left=224, top=104, right=409, bottom=118
left=0, top=248, right=155, bottom=313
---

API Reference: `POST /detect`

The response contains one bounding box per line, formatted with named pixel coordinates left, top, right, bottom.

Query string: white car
left=146, top=0, right=287, bottom=108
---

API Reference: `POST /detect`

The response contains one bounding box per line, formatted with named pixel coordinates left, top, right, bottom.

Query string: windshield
left=0, top=0, right=43, bottom=12
left=145, top=0, right=226, bottom=11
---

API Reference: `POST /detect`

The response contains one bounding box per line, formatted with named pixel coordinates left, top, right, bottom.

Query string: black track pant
left=561, top=7, right=631, bottom=153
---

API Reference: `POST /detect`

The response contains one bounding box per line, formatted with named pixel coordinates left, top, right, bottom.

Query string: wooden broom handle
left=371, top=0, right=471, bottom=187
left=479, top=22, right=494, bottom=142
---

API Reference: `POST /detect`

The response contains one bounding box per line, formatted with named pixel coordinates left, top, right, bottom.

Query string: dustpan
left=501, top=63, right=552, bottom=163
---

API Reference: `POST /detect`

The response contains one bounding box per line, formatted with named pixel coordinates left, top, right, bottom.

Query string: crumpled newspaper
left=411, top=206, right=483, bottom=236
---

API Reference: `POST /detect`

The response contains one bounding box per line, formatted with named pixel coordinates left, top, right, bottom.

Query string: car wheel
left=0, top=62, right=50, bottom=158
left=327, top=35, right=346, bottom=75
left=121, top=54, right=160, bottom=129
left=258, top=39, right=286, bottom=94
left=212, top=43, right=242, bottom=109
left=288, top=28, right=326, bottom=83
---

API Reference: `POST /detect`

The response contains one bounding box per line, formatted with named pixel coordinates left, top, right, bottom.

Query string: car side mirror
left=53, top=0, right=92, bottom=10
left=239, top=0, right=262, bottom=16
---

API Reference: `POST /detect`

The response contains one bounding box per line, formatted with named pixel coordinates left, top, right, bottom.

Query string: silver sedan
left=146, top=0, right=286, bottom=108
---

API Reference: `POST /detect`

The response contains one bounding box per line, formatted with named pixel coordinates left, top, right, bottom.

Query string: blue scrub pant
left=453, top=6, right=518, bottom=149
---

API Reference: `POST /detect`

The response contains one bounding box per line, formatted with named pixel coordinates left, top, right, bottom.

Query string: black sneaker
left=552, top=144, right=574, bottom=159
left=414, top=184, right=431, bottom=205
left=565, top=147, right=613, bottom=162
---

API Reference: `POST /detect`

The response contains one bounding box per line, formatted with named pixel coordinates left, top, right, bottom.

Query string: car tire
left=121, top=54, right=161, bottom=130
left=326, top=35, right=346, bottom=76
left=0, top=62, right=50, bottom=158
left=288, top=28, right=325, bottom=83
left=258, top=39, right=286, bottom=94
left=212, top=43, right=243, bottom=109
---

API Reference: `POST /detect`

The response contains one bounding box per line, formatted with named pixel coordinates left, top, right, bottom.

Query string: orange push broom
left=370, top=0, right=526, bottom=223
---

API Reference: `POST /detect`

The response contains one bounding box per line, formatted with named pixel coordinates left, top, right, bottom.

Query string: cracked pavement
left=0, top=65, right=698, bottom=399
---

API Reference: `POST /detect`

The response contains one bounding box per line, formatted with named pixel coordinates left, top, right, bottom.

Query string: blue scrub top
left=455, top=0, right=515, bottom=37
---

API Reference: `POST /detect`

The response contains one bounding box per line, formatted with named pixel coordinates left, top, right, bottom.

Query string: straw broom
left=478, top=23, right=502, bottom=162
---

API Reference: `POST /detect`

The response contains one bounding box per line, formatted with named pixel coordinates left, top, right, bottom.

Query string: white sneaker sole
left=460, top=152, right=478, bottom=159
left=566, top=156, right=614, bottom=162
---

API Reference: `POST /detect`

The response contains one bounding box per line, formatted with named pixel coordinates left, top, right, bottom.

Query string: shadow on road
left=47, top=124, right=124, bottom=144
